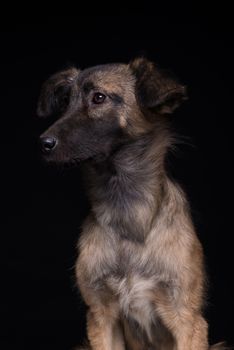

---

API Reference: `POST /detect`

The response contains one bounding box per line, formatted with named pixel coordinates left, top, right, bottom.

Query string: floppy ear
left=129, top=57, right=187, bottom=114
left=37, top=67, right=80, bottom=118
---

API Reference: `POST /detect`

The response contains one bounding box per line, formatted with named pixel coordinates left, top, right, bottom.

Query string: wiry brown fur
left=38, top=58, right=227, bottom=349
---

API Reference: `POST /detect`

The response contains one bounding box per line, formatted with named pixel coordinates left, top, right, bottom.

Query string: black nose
left=40, top=136, right=57, bottom=153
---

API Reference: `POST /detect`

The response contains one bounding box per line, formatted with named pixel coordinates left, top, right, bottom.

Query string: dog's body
left=38, top=58, right=226, bottom=349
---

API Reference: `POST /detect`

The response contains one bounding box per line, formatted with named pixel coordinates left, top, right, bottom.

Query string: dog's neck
left=85, top=126, right=172, bottom=243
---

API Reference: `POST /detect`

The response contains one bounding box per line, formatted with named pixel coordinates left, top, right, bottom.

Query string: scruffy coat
left=38, top=58, right=226, bottom=350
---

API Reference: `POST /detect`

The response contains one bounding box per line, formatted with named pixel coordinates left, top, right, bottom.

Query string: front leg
left=87, top=306, right=125, bottom=350
left=154, top=295, right=209, bottom=350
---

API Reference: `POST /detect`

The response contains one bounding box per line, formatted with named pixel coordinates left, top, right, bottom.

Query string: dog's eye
left=92, top=92, right=106, bottom=104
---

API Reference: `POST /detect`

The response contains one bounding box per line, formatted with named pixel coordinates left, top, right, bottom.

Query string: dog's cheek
left=69, top=118, right=124, bottom=161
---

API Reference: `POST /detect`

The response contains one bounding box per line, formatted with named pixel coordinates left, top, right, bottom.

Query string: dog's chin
left=40, top=152, right=108, bottom=169
left=40, top=155, right=82, bottom=169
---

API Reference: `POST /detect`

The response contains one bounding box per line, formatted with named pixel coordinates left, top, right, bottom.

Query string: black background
left=0, top=11, right=233, bottom=350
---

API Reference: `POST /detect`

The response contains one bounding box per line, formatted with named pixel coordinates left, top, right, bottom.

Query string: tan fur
left=74, top=61, right=225, bottom=349
left=37, top=59, right=226, bottom=349
left=76, top=178, right=210, bottom=349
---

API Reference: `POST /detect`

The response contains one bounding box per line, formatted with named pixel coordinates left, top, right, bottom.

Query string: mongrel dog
left=37, top=58, right=226, bottom=349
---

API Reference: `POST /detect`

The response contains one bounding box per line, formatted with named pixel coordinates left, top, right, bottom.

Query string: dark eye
left=92, top=92, right=106, bottom=104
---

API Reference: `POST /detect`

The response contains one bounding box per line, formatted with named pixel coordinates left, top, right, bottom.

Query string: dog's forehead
left=78, top=63, right=135, bottom=93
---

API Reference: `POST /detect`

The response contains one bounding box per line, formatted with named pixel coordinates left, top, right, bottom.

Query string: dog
left=37, top=58, right=226, bottom=349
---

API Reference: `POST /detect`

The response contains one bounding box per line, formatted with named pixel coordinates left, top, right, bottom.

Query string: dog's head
left=38, top=58, right=187, bottom=165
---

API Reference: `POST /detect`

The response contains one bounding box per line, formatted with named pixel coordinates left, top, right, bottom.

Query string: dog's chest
left=77, top=225, right=171, bottom=342
left=107, top=273, right=156, bottom=340
left=99, top=242, right=158, bottom=340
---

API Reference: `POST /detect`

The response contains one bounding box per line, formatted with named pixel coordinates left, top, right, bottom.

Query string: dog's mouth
left=39, top=148, right=110, bottom=170
left=39, top=130, right=128, bottom=169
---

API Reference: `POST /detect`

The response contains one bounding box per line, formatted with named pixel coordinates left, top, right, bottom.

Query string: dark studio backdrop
left=0, top=11, right=233, bottom=350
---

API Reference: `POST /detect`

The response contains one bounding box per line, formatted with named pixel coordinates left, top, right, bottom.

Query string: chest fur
left=78, top=222, right=171, bottom=296
left=76, top=218, right=180, bottom=344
